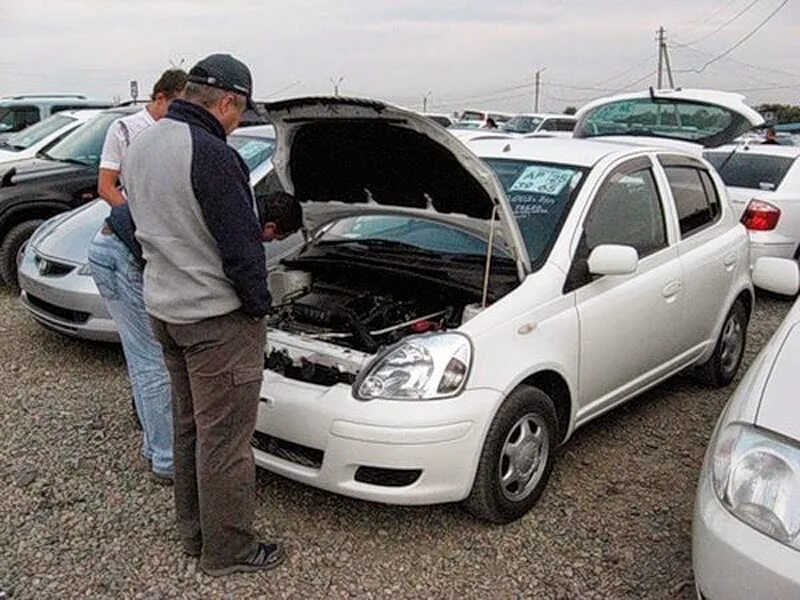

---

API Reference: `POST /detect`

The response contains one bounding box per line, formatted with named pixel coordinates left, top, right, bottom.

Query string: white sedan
left=252, top=91, right=790, bottom=523
left=705, top=144, right=800, bottom=268
left=0, top=109, right=101, bottom=168
left=693, top=292, right=800, bottom=599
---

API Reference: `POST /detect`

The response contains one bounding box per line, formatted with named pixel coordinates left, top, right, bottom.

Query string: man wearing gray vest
left=125, top=54, right=288, bottom=576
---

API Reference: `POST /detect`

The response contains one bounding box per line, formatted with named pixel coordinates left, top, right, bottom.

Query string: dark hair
left=151, top=69, right=188, bottom=100
left=258, top=191, right=303, bottom=235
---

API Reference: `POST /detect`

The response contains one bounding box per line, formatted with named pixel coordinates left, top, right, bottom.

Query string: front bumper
left=253, top=369, right=502, bottom=505
left=18, top=254, right=118, bottom=343
left=692, top=467, right=800, bottom=599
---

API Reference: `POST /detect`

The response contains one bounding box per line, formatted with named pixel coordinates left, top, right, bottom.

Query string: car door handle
left=723, top=253, right=737, bottom=268
left=662, top=281, right=682, bottom=299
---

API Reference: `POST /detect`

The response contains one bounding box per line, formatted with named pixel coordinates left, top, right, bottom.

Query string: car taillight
left=741, top=199, right=780, bottom=231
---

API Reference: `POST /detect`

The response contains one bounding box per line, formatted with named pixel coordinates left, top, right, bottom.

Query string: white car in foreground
left=705, top=144, right=800, bottom=267
left=693, top=289, right=800, bottom=599
left=252, top=91, right=786, bottom=523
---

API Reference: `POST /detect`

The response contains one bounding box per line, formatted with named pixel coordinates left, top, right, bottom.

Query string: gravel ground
left=0, top=286, right=792, bottom=599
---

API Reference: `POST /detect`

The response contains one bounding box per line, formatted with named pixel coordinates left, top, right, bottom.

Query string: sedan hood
left=0, top=156, right=88, bottom=186
left=755, top=315, right=800, bottom=442
left=30, top=200, right=108, bottom=264
left=264, top=96, right=530, bottom=276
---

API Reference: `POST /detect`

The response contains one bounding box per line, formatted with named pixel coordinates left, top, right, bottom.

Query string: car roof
left=706, top=144, right=800, bottom=159
left=510, top=113, right=576, bottom=120
left=467, top=137, right=644, bottom=167
left=0, top=95, right=110, bottom=107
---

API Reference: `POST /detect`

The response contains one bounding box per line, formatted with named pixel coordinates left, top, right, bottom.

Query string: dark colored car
left=0, top=106, right=138, bottom=289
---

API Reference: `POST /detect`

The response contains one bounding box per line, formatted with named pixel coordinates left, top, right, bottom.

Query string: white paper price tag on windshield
left=509, top=166, right=575, bottom=196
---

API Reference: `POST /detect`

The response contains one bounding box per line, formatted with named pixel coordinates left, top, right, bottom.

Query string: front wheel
left=696, top=299, right=748, bottom=388
left=0, top=220, right=44, bottom=293
left=463, top=386, right=557, bottom=524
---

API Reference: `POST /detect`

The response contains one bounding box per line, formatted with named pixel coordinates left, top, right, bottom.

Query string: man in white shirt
left=89, top=69, right=186, bottom=484
left=98, top=70, right=187, bottom=206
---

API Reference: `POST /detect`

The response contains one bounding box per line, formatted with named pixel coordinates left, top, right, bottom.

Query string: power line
left=669, top=40, right=800, bottom=78
left=679, top=0, right=762, bottom=45
left=677, top=0, right=789, bottom=74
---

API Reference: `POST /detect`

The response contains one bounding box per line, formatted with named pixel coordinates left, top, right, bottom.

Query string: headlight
left=76, top=263, right=92, bottom=276
left=711, top=423, right=800, bottom=548
left=355, top=332, right=472, bottom=401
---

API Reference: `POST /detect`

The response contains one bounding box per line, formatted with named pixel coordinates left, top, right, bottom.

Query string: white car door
left=568, top=156, right=684, bottom=418
left=658, top=154, right=745, bottom=354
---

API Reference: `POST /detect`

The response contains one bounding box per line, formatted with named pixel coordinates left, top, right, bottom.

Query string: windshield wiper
left=1, top=143, right=26, bottom=151
left=317, top=238, right=441, bottom=257
left=51, top=156, right=90, bottom=166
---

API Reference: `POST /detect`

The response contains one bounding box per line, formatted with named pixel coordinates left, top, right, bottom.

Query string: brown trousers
left=150, top=310, right=266, bottom=570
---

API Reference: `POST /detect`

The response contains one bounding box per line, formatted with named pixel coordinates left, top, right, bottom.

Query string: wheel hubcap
left=498, top=413, right=549, bottom=502
left=719, top=315, right=743, bottom=376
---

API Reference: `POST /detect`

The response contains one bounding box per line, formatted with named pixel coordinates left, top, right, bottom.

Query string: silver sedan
left=693, top=291, right=800, bottom=598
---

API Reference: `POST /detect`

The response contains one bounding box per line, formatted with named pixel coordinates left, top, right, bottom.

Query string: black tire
left=696, top=299, right=748, bottom=388
left=0, top=220, right=44, bottom=293
left=463, top=385, right=557, bottom=524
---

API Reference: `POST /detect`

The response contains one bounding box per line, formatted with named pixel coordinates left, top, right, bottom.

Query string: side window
left=566, top=167, right=667, bottom=291
left=539, top=119, right=557, bottom=131
left=5, top=106, right=40, bottom=131
left=664, top=167, right=720, bottom=237
left=583, top=168, right=667, bottom=258
left=253, top=170, right=285, bottom=198
left=555, top=119, right=576, bottom=132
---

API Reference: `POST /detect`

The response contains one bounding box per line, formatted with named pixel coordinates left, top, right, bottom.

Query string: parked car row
left=0, top=94, right=112, bottom=141
left=4, top=88, right=800, bottom=597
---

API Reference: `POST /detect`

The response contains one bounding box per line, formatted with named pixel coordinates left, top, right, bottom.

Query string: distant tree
left=564, top=106, right=577, bottom=115
left=755, top=104, right=800, bottom=124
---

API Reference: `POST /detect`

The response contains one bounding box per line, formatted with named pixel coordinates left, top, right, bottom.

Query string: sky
left=1, top=0, right=798, bottom=114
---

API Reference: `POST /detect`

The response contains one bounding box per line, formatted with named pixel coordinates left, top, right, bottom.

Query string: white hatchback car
left=693, top=291, right=800, bottom=599
left=705, top=144, right=800, bottom=267
left=251, top=92, right=778, bottom=523
left=0, top=110, right=101, bottom=168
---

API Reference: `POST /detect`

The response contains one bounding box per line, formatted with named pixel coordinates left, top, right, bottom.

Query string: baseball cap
left=187, top=53, right=258, bottom=110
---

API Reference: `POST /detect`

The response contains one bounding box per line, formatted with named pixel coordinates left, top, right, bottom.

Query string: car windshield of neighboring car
left=483, top=158, right=588, bottom=265
left=1, top=113, right=76, bottom=152
left=42, top=111, right=122, bottom=166
left=460, top=111, right=484, bottom=122
left=317, top=214, right=511, bottom=258
left=575, top=98, right=753, bottom=147
left=502, top=116, right=543, bottom=134
left=227, top=135, right=276, bottom=172
left=704, top=151, right=796, bottom=191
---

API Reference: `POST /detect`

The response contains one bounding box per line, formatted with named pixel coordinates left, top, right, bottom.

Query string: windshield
left=575, top=98, right=753, bottom=147
left=484, top=159, right=588, bottom=265
left=228, top=135, right=276, bottom=172
left=44, top=111, right=122, bottom=166
left=704, top=151, right=796, bottom=191
left=3, top=114, right=76, bottom=151
left=502, top=116, right=543, bottom=134
left=318, top=215, right=510, bottom=258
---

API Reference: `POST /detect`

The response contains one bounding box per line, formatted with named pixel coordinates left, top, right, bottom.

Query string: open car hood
left=574, top=88, right=764, bottom=148
left=264, top=96, right=530, bottom=277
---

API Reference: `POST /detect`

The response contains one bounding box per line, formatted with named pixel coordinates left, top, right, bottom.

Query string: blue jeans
left=88, top=230, right=173, bottom=477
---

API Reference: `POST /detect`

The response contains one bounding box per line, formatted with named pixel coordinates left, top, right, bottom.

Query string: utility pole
left=422, top=90, right=432, bottom=113
left=656, top=26, right=675, bottom=89
left=534, top=67, right=545, bottom=112
left=330, top=76, right=343, bottom=96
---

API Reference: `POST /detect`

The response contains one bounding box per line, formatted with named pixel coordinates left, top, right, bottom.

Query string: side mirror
left=587, top=244, right=639, bottom=276
left=752, top=257, right=800, bottom=296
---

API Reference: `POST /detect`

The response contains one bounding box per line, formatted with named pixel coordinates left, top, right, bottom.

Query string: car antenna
left=481, top=204, right=499, bottom=308
left=716, top=137, right=747, bottom=173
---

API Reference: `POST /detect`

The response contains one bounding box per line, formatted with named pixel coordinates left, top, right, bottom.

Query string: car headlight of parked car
left=711, top=422, right=800, bottom=548
left=355, top=332, right=472, bottom=400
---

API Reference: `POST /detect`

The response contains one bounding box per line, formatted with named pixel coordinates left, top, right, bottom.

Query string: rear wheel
left=697, top=299, right=748, bottom=388
left=463, top=385, right=557, bottom=524
left=0, top=220, right=44, bottom=293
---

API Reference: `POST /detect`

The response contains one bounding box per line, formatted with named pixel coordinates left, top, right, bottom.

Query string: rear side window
left=0, top=105, right=40, bottom=132
left=554, top=119, right=576, bottom=132
left=704, top=152, right=795, bottom=191
left=664, top=167, right=721, bottom=236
